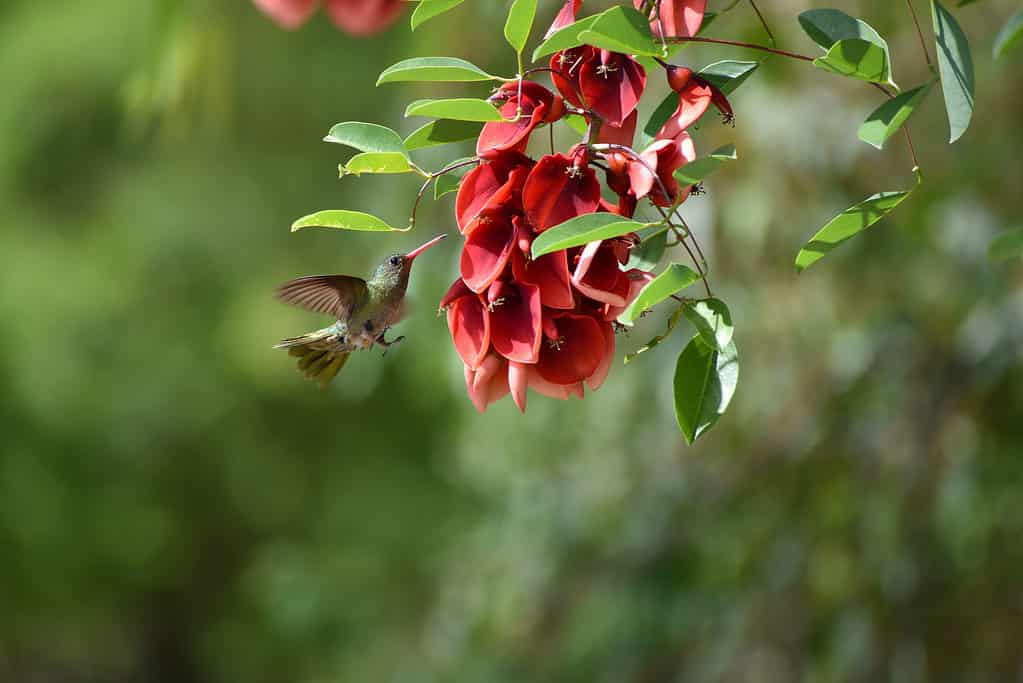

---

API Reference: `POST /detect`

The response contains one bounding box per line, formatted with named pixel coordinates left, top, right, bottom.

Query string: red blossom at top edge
left=325, top=0, right=404, bottom=36
left=634, top=0, right=707, bottom=38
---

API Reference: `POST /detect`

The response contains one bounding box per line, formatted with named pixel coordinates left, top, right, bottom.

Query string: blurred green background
left=2, top=1, right=1022, bottom=681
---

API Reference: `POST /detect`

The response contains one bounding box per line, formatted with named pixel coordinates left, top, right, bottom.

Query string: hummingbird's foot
left=376, top=333, right=405, bottom=356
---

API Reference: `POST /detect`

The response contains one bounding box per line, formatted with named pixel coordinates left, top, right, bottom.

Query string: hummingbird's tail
left=274, top=331, right=350, bottom=388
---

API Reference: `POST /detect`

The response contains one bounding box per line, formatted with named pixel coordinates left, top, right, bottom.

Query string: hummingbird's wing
left=276, top=275, right=368, bottom=319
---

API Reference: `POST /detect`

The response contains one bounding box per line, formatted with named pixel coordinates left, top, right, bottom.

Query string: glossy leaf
left=405, top=98, right=504, bottom=122
left=674, top=336, right=739, bottom=445
left=624, top=308, right=683, bottom=364
left=988, top=228, right=1023, bottom=262
left=531, top=214, right=651, bottom=259
left=795, top=189, right=913, bottom=272
left=504, top=0, right=538, bottom=54
left=813, top=39, right=891, bottom=83
left=618, top=264, right=700, bottom=324
left=291, top=210, right=405, bottom=233
left=532, top=14, right=601, bottom=60
left=858, top=82, right=934, bottom=149
left=377, top=57, right=498, bottom=85
left=411, top=0, right=466, bottom=31
left=324, top=122, right=408, bottom=157
left=673, top=144, right=737, bottom=185
left=683, top=298, right=734, bottom=352
left=798, top=9, right=890, bottom=51
left=932, top=0, right=975, bottom=142
left=993, top=9, right=1023, bottom=58
left=404, top=119, right=482, bottom=150
left=341, top=152, right=413, bottom=176
left=697, top=60, right=760, bottom=95
left=626, top=229, right=667, bottom=271
left=577, top=6, right=660, bottom=57
left=644, top=93, right=681, bottom=140
left=434, top=158, right=476, bottom=199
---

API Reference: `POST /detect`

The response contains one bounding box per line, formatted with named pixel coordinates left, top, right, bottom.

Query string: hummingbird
left=274, top=234, right=447, bottom=388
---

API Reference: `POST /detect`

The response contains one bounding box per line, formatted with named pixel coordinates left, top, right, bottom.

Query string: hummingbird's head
left=372, top=234, right=447, bottom=286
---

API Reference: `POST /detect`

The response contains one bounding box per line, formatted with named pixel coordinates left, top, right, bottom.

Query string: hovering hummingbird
left=274, top=234, right=447, bottom=388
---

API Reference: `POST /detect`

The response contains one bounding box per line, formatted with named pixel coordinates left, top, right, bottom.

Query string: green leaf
left=682, top=298, right=734, bottom=352
left=563, top=113, right=588, bottom=136
left=531, top=214, right=651, bottom=259
left=858, top=82, right=934, bottom=149
left=697, top=60, right=760, bottom=95
left=624, top=307, right=684, bottom=364
left=377, top=57, right=498, bottom=85
left=405, top=98, right=504, bottom=122
left=626, top=229, right=667, bottom=271
left=341, top=152, right=413, bottom=176
left=674, top=336, right=739, bottom=445
left=795, top=189, right=914, bottom=272
left=993, top=9, right=1023, bottom=58
left=988, top=228, right=1023, bottom=262
left=813, top=38, right=892, bottom=83
left=618, top=264, right=700, bottom=324
left=404, top=119, right=482, bottom=150
left=798, top=9, right=890, bottom=51
left=531, top=14, right=601, bottom=61
left=324, top=122, right=408, bottom=157
left=504, top=0, right=538, bottom=55
left=673, top=144, right=737, bottom=185
left=577, top=6, right=660, bottom=57
left=434, top=159, right=475, bottom=199
left=644, top=93, right=680, bottom=140
left=291, top=210, right=406, bottom=233
left=411, top=0, right=466, bottom=31
left=932, top=0, right=975, bottom=142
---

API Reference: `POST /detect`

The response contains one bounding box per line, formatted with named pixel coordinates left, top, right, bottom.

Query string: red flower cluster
left=253, top=0, right=403, bottom=35
left=440, top=0, right=727, bottom=413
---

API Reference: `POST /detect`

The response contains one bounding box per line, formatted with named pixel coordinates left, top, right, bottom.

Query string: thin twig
left=747, top=0, right=776, bottom=47
left=905, top=0, right=935, bottom=72
left=666, top=36, right=814, bottom=62
left=408, top=157, right=480, bottom=230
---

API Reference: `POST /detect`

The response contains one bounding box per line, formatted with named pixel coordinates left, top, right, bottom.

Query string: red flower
left=464, top=352, right=510, bottom=414
left=628, top=131, right=697, bottom=206
left=442, top=279, right=491, bottom=370
left=522, top=152, right=601, bottom=232
left=571, top=239, right=634, bottom=307
left=545, top=0, right=583, bottom=38
left=477, top=81, right=565, bottom=157
left=461, top=210, right=525, bottom=293
left=551, top=48, right=646, bottom=127
left=658, top=66, right=734, bottom=139
left=455, top=151, right=533, bottom=232
left=634, top=0, right=707, bottom=38
left=487, top=280, right=543, bottom=364
left=511, top=248, right=575, bottom=310
left=536, top=312, right=607, bottom=385
left=253, top=0, right=403, bottom=35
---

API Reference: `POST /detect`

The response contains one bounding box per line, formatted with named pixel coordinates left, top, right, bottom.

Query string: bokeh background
left=2, top=1, right=1022, bottom=681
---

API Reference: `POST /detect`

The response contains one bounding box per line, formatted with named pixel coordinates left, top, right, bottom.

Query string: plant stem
left=666, top=36, right=814, bottom=62
left=747, top=0, right=776, bottom=47
left=905, top=0, right=935, bottom=72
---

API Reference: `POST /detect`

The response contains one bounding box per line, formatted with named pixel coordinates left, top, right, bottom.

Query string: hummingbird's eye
left=389, top=255, right=402, bottom=266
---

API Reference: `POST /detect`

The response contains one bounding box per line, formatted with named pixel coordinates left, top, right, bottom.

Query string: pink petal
left=586, top=319, right=616, bottom=390
left=253, top=0, right=318, bottom=29
left=545, top=0, right=583, bottom=38
left=324, top=0, right=404, bottom=35
left=636, top=0, right=707, bottom=38
left=466, top=353, right=510, bottom=413
left=527, top=366, right=577, bottom=400
left=571, top=241, right=630, bottom=307
left=657, top=81, right=713, bottom=139
left=508, top=361, right=529, bottom=413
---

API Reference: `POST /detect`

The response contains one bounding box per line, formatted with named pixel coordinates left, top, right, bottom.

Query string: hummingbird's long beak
left=405, top=233, right=447, bottom=262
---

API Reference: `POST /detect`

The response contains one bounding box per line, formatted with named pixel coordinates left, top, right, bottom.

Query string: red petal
left=545, top=0, right=583, bottom=38
left=461, top=210, right=517, bottom=292
left=324, top=0, right=404, bottom=35
left=440, top=277, right=473, bottom=309
left=579, top=51, right=646, bottom=127
left=572, top=241, right=630, bottom=306
left=522, top=154, right=601, bottom=232
left=447, top=292, right=491, bottom=370
left=636, top=0, right=707, bottom=38
left=455, top=153, right=532, bottom=232
left=476, top=99, right=546, bottom=156
left=490, top=282, right=542, bottom=363
left=603, top=269, right=654, bottom=320
left=536, top=312, right=606, bottom=385
left=527, top=366, right=579, bottom=400
left=657, top=81, right=712, bottom=139
left=253, top=0, right=318, bottom=29
left=511, top=249, right=575, bottom=310
left=549, top=49, right=588, bottom=109
left=509, top=361, right=529, bottom=412
left=595, top=110, right=638, bottom=147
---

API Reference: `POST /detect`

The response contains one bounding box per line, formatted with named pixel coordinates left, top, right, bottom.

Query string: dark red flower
left=628, top=131, right=697, bottom=206
left=571, top=239, right=633, bottom=307
left=634, top=0, right=707, bottom=38
left=522, top=153, right=601, bottom=232
left=455, top=151, right=533, bottom=232
left=551, top=48, right=646, bottom=127
left=658, top=66, right=734, bottom=139
left=511, top=248, right=575, bottom=310
left=536, top=312, right=607, bottom=385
